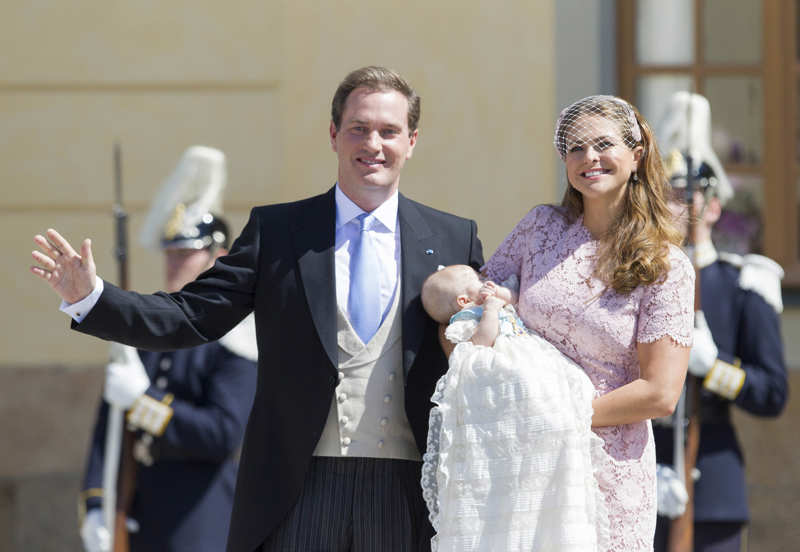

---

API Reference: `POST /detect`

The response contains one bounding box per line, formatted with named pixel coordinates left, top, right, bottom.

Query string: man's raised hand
left=31, top=229, right=97, bottom=304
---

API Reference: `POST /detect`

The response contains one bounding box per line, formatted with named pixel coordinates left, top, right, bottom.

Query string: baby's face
left=461, top=273, right=483, bottom=305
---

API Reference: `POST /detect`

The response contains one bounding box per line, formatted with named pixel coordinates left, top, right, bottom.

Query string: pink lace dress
left=483, top=205, right=694, bottom=552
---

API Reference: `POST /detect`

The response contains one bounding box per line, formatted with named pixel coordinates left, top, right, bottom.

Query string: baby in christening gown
left=420, top=265, right=608, bottom=552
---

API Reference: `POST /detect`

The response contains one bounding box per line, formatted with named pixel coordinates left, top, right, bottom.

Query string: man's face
left=330, top=87, right=418, bottom=211
left=668, top=190, right=719, bottom=240
left=164, top=248, right=216, bottom=293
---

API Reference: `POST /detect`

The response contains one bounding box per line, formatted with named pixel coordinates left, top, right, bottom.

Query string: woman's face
left=563, top=115, right=642, bottom=205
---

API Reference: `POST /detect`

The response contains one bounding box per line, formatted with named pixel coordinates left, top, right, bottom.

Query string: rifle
left=667, top=104, right=703, bottom=552
left=101, top=142, right=138, bottom=552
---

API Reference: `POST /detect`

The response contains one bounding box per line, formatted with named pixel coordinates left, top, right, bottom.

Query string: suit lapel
left=398, top=194, right=439, bottom=377
left=291, top=190, right=440, bottom=376
left=291, top=188, right=338, bottom=371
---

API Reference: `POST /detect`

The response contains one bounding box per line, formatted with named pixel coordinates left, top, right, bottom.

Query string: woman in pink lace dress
left=483, top=96, right=694, bottom=551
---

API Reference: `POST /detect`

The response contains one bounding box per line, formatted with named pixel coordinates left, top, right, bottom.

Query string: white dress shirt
left=334, top=184, right=401, bottom=328
left=60, top=278, right=104, bottom=323
left=62, top=186, right=402, bottom=327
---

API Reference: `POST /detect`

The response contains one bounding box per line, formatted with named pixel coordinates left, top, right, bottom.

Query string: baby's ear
left=456, top=294, right=471, bottom=307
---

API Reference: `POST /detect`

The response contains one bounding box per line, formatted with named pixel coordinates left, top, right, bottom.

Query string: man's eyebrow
left=346, top=118, right=403, bottom=129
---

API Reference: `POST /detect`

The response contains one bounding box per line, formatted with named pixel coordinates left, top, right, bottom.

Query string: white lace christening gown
left=422, top=300, right=608, bottom=552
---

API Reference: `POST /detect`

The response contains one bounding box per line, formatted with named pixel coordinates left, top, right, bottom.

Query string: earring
left=631, top=172, right=639, bottom=183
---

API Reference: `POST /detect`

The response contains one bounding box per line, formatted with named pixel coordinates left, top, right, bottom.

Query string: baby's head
left=421, top=264, right=483, bottom=323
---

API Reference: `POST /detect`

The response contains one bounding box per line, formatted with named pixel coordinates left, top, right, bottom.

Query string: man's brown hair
left=331, top=66, right=421, bottom=134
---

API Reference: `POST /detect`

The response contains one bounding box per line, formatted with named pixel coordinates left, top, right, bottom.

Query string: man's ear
left=406, top=129, right=419, bottom=160
left=329, top=121, right=338, bottom=152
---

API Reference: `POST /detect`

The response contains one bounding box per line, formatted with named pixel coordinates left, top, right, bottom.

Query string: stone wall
left=1, top=1, right=557, bottom=368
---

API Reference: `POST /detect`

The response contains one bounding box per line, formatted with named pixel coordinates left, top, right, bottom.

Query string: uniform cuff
left=703, top=357, right=746, bottom=400
left=126, top=393, right=174, bottom=436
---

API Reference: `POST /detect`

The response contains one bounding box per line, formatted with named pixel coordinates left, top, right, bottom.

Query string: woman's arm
left=438, top=324, right=456, bottom=358
left=591, top=336, right=689, bottom=427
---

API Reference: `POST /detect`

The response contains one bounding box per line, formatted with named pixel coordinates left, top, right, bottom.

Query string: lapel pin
left=425, top=249, right=434, bottom=255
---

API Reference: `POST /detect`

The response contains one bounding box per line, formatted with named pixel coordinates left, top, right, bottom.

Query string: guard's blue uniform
left=81, top=339, right=257, bottom=552
left=654, top=257, right=788, bottom=548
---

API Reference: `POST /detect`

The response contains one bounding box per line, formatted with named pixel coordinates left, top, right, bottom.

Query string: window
left=617, top=0, right=800, bottom=286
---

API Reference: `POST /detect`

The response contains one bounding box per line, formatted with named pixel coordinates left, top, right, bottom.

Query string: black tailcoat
left=75, top=188, right=484, bottom=552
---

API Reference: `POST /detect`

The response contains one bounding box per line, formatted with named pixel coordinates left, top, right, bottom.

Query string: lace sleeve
left=637, top=246, right=695, bottom=346
left=481, top=206, right=542, bottom=282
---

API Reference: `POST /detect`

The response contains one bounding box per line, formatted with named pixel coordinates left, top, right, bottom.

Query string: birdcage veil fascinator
left=553, top=95, right=642, bottom=162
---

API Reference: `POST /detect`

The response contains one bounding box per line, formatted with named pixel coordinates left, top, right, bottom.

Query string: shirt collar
left=334, top=183, right=398, bottom=232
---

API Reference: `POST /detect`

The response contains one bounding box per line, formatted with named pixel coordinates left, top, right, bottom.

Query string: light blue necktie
left=348, top=213, right=382, bottom=344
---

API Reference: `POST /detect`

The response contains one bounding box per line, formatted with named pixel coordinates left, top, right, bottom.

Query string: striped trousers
left=260, top=456, right=433, bottom=552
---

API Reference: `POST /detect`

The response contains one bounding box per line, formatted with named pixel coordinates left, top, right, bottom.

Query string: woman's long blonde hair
left=556, top=96, right=683, bottom=294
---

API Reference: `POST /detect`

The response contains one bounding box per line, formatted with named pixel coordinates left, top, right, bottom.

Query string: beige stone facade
left=1, top=1, right=556, bottom=368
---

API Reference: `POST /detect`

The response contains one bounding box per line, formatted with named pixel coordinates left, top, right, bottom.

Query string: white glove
left=104, top=343, right=150, bottom=409
left=80, top=508, right=110, bottom=552
left=656, top=464, right=689, bottom=519
left=688, top=311, right=718, bottom=377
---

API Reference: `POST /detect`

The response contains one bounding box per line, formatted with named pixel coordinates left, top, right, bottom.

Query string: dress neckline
left=571, top=214, right=599, bottom=245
